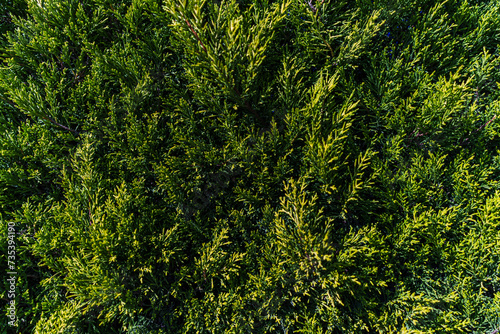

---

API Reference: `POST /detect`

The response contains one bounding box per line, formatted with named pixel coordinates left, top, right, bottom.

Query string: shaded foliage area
left=1, top=0, right=500, bottom=332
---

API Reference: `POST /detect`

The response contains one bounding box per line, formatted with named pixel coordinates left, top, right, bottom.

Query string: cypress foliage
left=1, top=0, right=500, bottom=332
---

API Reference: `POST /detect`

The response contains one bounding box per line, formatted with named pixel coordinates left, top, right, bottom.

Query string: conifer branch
left=2, top=97, right=80, bottom=134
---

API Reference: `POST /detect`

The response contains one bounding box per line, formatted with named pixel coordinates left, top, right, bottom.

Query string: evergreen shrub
left=1, top=0, right=500, bottom=332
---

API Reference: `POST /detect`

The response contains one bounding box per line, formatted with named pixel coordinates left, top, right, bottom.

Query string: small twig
left=0, top=96, right=16, bottom=107
left=461, top=115, right=497, bottom=145
left=476, top=114, right=497, bottom=132
left=320, top=34, right=334, bottom=58
left=88, top=197, right=93, bottom=226
left=305, top=0, right=325, bottom=14
left=306, top=0, right=317, bottom=13
left=406, top=128, right=427, bottom=145
left=182, top=14, right=207, bottom=53
left=2, top=99, right=80, bottom=134
left=40, top=115, right=80, bottom=135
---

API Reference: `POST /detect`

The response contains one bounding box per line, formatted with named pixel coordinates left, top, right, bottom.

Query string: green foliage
left=1, top=0, right=500, bottom=332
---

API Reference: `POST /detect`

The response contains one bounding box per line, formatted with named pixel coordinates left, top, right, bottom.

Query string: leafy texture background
left=1, top=0, right=500, bottom=332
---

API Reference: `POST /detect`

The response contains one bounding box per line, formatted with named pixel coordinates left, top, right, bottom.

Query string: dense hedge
left=1, top=0, right=500, bottom=332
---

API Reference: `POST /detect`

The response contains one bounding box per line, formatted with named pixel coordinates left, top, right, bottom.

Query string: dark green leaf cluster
left=1, top=0, right=500, bottom=333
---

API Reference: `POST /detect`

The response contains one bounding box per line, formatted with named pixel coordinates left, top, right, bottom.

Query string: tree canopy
left=1, top=0, right=500, bottom=332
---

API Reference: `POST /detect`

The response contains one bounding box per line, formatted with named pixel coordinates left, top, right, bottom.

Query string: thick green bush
left=1, top=0, right=500, bottom=332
